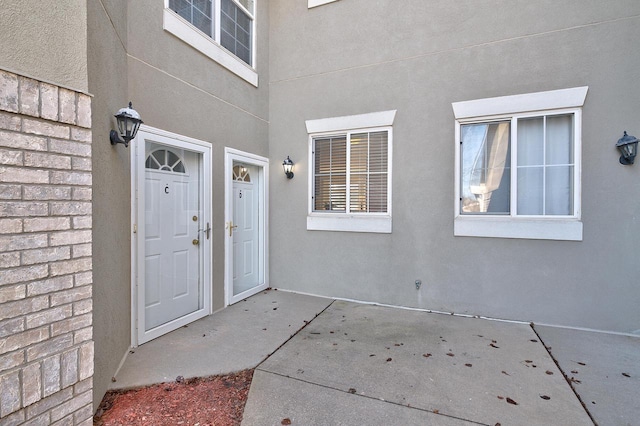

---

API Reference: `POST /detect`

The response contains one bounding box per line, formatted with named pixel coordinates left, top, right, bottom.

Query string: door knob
left=192, top=239, right=199, bottom=245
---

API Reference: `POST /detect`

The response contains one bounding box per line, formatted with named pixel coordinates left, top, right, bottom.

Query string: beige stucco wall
left=87, top=0, right=131, bottom=411
left=268, top=0, right=640, bottom=334
left=0, top=1, right=88, bottom=93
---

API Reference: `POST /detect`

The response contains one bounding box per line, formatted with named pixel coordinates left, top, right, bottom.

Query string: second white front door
left=225, top=149, right=269, bottom=305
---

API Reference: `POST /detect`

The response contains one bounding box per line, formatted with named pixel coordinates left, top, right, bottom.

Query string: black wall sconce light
left=110, top=102, right=143, bottom=148
left=616, top=131, right=638, bottom=165
left=282, top=156, right=294, bottom=179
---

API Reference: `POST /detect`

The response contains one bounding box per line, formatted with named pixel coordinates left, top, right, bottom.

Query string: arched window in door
left=145, top=149, right=186, bottom=173
left=232, top=164, right=251, bottom=182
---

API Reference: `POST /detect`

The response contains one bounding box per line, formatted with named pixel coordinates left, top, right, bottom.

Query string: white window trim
left=452, top=87, right=588, bottom=241
left=305, top=110, right=396, bottom=234
left=308, top=0, right=340, bottom=8
left=163, top=2, right=258, bottom=87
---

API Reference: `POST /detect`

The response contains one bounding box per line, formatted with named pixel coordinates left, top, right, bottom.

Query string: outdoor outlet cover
left=415, top=280, right=422, bottom=289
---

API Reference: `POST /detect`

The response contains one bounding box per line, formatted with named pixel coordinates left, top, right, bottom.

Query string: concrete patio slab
left=535, top=325, right=640, bottom=426
left=110, top=290, right=333, bottom=390
left=250, top=300, right=593, bottom=426
left=243, top=370, right=477, bottom=426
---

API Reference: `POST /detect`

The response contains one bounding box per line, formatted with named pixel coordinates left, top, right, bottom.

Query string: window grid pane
left=517, top=167, right=544, bottom=215
left=236, top=0, right=254, bottom=14
left=169, top=0, right=213, bottom=37
left=221, top=0, right=253, bottom=65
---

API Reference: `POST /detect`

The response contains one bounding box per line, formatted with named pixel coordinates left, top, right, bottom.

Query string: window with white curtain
left=453, top=87, right=587, bottom=241
left=461, top=113, right=575, bottom=216
left=305, top=110, right=396, bottom=233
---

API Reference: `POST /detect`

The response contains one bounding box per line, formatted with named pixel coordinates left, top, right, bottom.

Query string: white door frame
left=224, top=148, right=269, bottom=306
left=131, top=125, right=213, bottom=346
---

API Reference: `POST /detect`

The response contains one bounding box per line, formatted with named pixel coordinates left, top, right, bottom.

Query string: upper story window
left=306, top=110, right=396, bottom=234
left=220, top=0, right=253, bottom=65
left=452, top=87, right=588, bottom=241
left=164, top=0, right=258, bottom=86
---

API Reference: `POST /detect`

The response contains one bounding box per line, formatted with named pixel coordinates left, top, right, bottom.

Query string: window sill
left=163, top=9, right=258, bottom=87
left=307, top=214, right=392, bottom=233
left=308, top=0, right=340, bottom=8
left=454, top=217, right=583, bottom=241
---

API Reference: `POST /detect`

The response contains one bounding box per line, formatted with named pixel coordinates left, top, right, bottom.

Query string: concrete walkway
left=111, top=290, right=640, bottom=425
left=110, top=290, right=333, bottom=389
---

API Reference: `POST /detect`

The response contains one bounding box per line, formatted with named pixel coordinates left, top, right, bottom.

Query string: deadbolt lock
left=192, top=216, right=198, bottom=222
left=192, top=239, right=199, bottom=246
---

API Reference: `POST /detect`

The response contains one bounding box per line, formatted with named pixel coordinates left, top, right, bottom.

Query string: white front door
left=225, top=149, right=269, bottom=305
left=144, top=147, right=200, bottom=329
left=133, top=128, right=212, bottom=345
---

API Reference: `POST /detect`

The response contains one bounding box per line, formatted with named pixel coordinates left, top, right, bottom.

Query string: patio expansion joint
left=531, top=324, right=598, bottom=426
left=253, top=369, right=490, bottom=426
left=255, top=299, right=337, bottom=369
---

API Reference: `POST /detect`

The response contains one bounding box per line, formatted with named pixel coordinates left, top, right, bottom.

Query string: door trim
left=131, top=125, right=213, bottom=346
left=224, top=148, right=269, bottom=306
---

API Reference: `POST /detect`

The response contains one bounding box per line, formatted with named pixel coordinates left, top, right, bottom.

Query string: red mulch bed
left=94, top=369, right=254, bottom=426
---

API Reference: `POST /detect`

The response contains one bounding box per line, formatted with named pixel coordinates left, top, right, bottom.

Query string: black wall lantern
left=616, top=131, right=638, bottom=165
left=282, top=156, right=294, bottom=179
left=110, top=102, right=143, bottom=148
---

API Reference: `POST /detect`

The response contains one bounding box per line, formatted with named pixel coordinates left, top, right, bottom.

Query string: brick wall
left=0, top=69, right=93, bottom=425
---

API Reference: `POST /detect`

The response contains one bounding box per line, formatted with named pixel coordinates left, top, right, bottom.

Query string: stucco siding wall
left=0, top=1, right=88, bottom=93
left=89, top=0, right=270, bottom=409
left=268, top=1, right=640, bottom=333
left=87, top=0, right=131, bottom=411
left=126, top=0, right=270, bottom=312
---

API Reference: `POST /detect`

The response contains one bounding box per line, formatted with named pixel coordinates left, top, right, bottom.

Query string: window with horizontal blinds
left=313, top=131, right=388, bottom=214
left=314, top=136, right=346, bottom=211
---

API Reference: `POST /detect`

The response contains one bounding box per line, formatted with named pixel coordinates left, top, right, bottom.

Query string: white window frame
left=163, top=0, right=258, bottom=87
left=452, top=87, right=588, bottom=241
left=306, top=110, right=396, bottom=233
left=308, top=0, right=340, bottom=8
